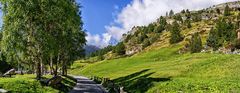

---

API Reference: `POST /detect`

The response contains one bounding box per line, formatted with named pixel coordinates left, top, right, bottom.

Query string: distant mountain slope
left=84, top=45, right=100, bottom=55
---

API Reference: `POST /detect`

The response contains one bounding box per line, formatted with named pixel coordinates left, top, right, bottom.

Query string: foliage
left=154, top=16, right=167, bottom=33
left=114, top=42, right=126, bottom=55
left=206, top=18, right=236, bottom=50
left=169, top=10, right=174, bottom=17
left=0, top=75, right=58, bottom=93
left=147, top=24, right=155, bottom=32
left=0, top=75, right=76, bottom=93
left=215, top=19, right=236, bottom=42
left=185, top=19, right=192, bottom=28
left=143, top=39, right=151, bottom=48
left=192, top=13, right=202, bottom=22
left=224, top=5, right=231, bottom=16
left=206, top=28, right=221, bottom=50
left=216, top=8, right=221, bottom=14
left=189, top=33, right=202, bottom=53
left=0, top=0, right=86, bottom=78
left=181, top=9, right=186, bottom=14
left=170, top=21, right=183, bottom=44
left=233, top=39, right=240, bottom=49
left=174, top=14, right=183, bottom=23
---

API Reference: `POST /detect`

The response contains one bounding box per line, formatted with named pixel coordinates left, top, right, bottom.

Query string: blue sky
left=78, top=0, right=131, bottom=35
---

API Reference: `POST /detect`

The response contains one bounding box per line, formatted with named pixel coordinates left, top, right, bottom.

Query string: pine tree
left=170, top=21, right=183, bottom=44
left=143, top=39, right=151, bottom=48
left=189, top=33, right=202, bottom=53
left=169, top=10, right=174, bottom=17
left=185, top=19, right=192, bottom=28
left=115, top=42, right=126, bottom=55
left=181, top=9, right=186, bottom=14
left=224, top=5, right=231, bottom=16
left=174, top=14, right=183, bottom=23
left=155, top=16, right=167, bottom=33
left=216, top=8, right=221, bottom=14
left=206, top=28, right=221, bottom=50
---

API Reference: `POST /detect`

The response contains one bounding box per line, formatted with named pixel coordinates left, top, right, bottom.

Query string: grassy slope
left=70, top=21, right=240, bottom=92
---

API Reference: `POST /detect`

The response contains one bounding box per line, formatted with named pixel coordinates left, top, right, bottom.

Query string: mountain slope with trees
left=70, top=1, right=240, bottom=92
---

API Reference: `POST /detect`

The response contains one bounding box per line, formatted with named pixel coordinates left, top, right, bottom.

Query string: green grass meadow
left=70, top=45, right=240, bottom=93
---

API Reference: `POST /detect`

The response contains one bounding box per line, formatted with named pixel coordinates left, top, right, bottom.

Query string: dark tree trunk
left=36, top=61, right=42, bottom=80
left=49, top=56, right=54, bottom=75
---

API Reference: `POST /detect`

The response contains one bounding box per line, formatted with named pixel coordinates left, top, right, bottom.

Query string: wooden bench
left=3, top=69, right=16, bottom=77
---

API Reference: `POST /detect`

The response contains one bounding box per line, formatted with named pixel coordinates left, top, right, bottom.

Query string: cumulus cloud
left=88, top=0, right=237, bottom=47
left=86, top=32, right=112, bottom=48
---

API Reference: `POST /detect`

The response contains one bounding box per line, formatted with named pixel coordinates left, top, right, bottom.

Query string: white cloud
left=86, top=32, right=113, bottom=48
left=88, top=0, right=237, bottom=47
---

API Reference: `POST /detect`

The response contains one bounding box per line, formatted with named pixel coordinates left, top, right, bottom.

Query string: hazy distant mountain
left=84, top=45, right=100, bottom=55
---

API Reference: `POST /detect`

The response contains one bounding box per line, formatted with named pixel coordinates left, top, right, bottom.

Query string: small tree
left=206, top=28, right=221, bottom=50
left=185, top=19, right=192, bottom=28
left=174, top=14, right=183, bottom=23
left=155, top=16, right=167, bottom=33
left=143, top=39, right=151, bottom=48
left=224, top=5, right=231, bottom=16
left=216, top=8, right=221, bottom=14
left=114, top=42, right=126, bottom=55
left=181, top=9, right=186, bottom=14
left=166, top=12, right=169, bottom=17
left=170, top=21, right=183, bottom=44
left=237, top=13, right=240, bottom=21
left=186, top=9, right=190, bottom=14
left=189, top=33, right=202, bottom=53
left=169, top=10, right=174, bottom=17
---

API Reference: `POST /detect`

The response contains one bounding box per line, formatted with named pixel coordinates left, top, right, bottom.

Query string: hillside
left=70, top=1, right=240, bottom=93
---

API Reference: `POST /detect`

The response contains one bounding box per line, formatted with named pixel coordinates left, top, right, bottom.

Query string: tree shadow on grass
left=113, top=69, right=171, bottom=93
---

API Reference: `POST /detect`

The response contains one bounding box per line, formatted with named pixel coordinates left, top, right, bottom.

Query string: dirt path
left=69, top=76, right=107, bottom=93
